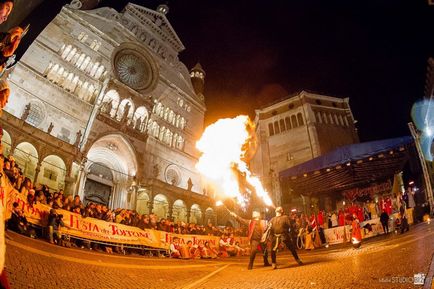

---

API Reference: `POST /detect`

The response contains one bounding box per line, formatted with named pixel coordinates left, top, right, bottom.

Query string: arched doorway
left=136, top=189, right=150, bottom=214
left=153, top=194, right=168, bottom=219
left=37, top=155, right=66, bottom=191
left=14, top=142, right=38, bottom=181
left=1, top=129, right=12, bottom=156
left=83, top=162, right=113, bottom=206
left=205, top=207, right=215, bottom=225
left=84, top=134, right=137, bottom=209
left=190, top=204, right=202, bottom=225
left=172, top=199, right=187, bottom=222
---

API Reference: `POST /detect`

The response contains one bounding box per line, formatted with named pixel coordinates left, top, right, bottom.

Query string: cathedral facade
left=1, top=1, right=215, bottom=224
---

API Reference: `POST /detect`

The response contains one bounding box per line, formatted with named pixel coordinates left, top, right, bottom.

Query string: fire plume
left=196, top=115, right=274, bottom=208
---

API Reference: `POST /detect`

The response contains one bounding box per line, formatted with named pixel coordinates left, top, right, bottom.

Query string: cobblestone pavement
left=4, top=222, right=434, bottom=289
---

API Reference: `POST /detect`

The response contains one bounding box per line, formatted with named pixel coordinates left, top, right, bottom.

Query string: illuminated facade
left=1, top=1, right=216, bottom=224
left=250, top=91, right=359, bottom=206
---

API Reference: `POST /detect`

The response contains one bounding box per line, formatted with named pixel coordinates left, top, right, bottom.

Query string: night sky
left=19, top=0, right=434, bottom=141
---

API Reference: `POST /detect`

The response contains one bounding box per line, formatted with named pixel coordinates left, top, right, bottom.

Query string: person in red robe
left=351, top=213, right=362, bottom=249
left=317, top=211, right=324, bottom=226
left=385, top=197, right=393, bottom=215
left=338, top=209, right=345, bottom=226
left=357, top=206, right=364, bottom=222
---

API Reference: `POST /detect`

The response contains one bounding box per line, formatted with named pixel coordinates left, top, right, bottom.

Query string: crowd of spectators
left=2, top=154, right=247, bottom=255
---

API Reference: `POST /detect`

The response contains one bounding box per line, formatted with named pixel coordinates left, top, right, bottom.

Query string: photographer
left=47, top=209, right=64, bottom=245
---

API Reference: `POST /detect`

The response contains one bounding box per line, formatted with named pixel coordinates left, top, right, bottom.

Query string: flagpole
left=408, top=122, right=434, bottom=215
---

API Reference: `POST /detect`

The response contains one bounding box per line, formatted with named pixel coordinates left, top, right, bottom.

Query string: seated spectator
left=219, top=234, right=236, bottom=257
left=7, top=202, right=26, bottom=234
left=170, top=237, right=181, bottom=258
left=233, top=241, right=247, bottom=256
left=204, top=241, right=218, bottom=259
left=186, top=240, right=201, bottom=259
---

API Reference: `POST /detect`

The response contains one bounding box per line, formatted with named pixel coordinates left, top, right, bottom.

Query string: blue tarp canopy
left=279, top=136, right=415, bottom=196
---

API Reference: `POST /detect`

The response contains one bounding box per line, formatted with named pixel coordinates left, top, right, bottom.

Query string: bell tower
left=190, top=62, right=205, bottom=100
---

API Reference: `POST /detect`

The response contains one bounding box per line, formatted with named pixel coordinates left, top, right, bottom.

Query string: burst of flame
left=196, top=115, right=274, bottom=208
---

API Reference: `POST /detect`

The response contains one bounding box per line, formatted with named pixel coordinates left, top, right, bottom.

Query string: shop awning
left=279, top=136, right=415, bottom=196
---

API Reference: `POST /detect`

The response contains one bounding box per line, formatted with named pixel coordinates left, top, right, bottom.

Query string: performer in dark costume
left=230, top=210, right=271, bottom=270
left=269, top=207, right=303, bottom=269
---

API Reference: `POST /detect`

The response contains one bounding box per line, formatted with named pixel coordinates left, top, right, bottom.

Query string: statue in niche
left=187, top=177, right=193, bottom=191
left=47, top=122, right=54, bottom=134
left=135, top=117, right=142, bottom=131
left=74, top=130, right=82, bottom=147
left=121, top=102, right=130, bottom=123
left=21, top=103, right=31, bottom=120
left=106, top=100, right=113, bottom=116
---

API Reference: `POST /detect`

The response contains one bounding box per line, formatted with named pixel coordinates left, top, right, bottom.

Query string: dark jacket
left=380, top=212, right=389, bottom=224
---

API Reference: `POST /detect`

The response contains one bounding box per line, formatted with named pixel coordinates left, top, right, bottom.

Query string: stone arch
left=153, top=193, right=169, bottom=219
left=133, top=106, right=148, bottom=131
left=14, top=142, right=39, bottom=181
left=297, top=113, right=304, bottom=126
left=190, top=204, right=202, bottom=225
left=101, top=90, right=120, bottom=117
left=205, top=207, right=215, bottom=225
left=75, top=53, right=86, bottom=67
left=116, top=98, right=135, bottom=121
left=172, top=199, right=187, bottom=222
left=85, top=133, right=138, bottom=209
left=95, top=65, right=105, bottom=79
left=61, top=45, right=72, bottom=59
left=1, top=129, right=12, bottom=156
left=136, top=189, right=150, bottom=214
left=37, top=155, right=66, bottom=191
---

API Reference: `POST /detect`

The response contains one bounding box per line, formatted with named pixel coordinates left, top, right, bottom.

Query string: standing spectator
left=399, top=201, right=409, bottom=234
left=380, top=210, right=389, bottom=234
left=331, top=212, right=338, bottom=227
left=47, top=209, right=65, bottom=245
